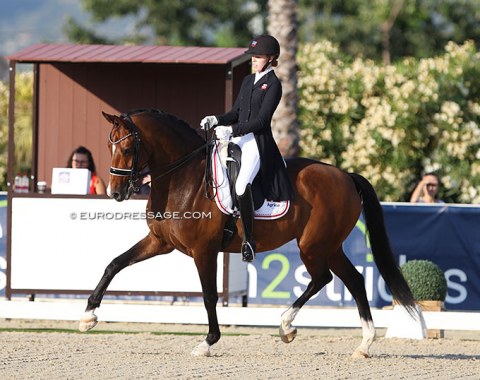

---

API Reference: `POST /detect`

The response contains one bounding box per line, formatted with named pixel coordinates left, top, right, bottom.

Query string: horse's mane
left=124, top=108, right=204, bottom=144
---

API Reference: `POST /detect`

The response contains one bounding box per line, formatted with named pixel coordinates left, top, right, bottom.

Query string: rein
left=109, top=113, right=207, bottom=191
left=148, top=143, right=207, bottom=183
left=203, top=124, right=217, bottom=200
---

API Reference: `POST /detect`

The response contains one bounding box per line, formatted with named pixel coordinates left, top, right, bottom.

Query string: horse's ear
left=102, top=111, right=117, bottom=125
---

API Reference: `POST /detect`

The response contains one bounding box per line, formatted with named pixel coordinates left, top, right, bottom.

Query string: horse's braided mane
left=125, top=108, right=203, bottom=143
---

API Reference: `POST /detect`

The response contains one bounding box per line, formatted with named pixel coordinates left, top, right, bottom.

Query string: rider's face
left=251, top=54, right=270, bottom=73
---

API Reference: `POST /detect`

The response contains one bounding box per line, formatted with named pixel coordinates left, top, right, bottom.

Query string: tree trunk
left=381, top=0, right=404, bottom=65
left=268, top=0, right=300, bottom=157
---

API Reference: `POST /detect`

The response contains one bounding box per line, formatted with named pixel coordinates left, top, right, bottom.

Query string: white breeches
left=231, top=133, right=260, bottom=196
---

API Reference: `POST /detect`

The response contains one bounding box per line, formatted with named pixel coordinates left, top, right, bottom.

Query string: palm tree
left=268, top=0, right=300, bottom=157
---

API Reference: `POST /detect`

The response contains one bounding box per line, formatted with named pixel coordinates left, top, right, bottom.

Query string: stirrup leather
left=238, top=184, right=256, bottom=262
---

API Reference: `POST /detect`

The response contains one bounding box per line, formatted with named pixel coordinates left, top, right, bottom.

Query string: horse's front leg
left=191, top=251, right=220, bottom=357
left=79, top=233, right=172, bottom=332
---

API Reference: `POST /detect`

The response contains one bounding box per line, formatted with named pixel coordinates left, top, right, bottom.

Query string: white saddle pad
left=211, top=141, right=290, bottom=220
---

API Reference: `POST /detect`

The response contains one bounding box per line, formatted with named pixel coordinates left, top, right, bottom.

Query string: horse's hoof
left=279, top=326, right=297, bottom=343
left=79, top=311, right=98, bottom=332
left=351, top=350, right=370, bottom=359
left=191, top=341, right=212, bottom=357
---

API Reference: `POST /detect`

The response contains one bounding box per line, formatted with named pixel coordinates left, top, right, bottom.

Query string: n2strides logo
left=246, top=252, right=469, bottom=309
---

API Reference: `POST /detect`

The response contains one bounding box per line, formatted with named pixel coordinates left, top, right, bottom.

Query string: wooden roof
left=7, top=43, right=247, bottom=64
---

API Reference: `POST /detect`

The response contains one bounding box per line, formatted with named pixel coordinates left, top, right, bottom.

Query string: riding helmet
left=245, top=35, right=280, bottom=57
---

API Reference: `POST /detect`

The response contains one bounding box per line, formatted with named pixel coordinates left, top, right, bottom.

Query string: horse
left=79, top=108, right=416, bottom=357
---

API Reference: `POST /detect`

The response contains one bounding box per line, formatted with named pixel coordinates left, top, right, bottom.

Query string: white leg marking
left=352, top=318, right=376, bottom=358
left=279, top=306, right=299, bottom=343
left=79, top=309, right=98, bottom=332
left=191, top=340, right=212, bottom=357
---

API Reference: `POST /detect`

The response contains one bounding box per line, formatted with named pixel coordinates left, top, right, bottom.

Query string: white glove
left=215, top=126, right=233, bottom=141
left=200, top=115, right=218, bottom=130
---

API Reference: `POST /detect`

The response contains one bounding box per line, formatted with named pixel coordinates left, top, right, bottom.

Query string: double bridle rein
left=108, top=112, right=207, bottom=193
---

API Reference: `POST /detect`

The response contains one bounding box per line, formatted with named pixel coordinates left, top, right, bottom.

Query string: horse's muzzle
left=108, top=181, right=132, bottom=202
left=111, top=191, right=125, bottom=202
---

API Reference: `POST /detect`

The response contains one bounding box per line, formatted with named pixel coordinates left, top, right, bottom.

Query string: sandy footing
left=1, top=319, right=479, bottom=379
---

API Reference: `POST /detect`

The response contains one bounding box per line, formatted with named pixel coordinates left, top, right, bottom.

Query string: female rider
left=200, top=34, right=293, bottom=262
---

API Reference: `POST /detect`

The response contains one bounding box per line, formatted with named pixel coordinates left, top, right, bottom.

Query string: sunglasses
left=426, top=183, right=438, bottom=188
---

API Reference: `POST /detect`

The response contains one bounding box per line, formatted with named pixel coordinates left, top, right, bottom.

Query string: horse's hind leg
left=79, top=233, right=171, bottom=332
left=329, top=248, right=375, bottom=358
left=280, top=249, right=333, bottom=343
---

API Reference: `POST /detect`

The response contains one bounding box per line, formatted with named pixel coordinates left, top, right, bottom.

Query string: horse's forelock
left=110, top=119, right=129, bottom=141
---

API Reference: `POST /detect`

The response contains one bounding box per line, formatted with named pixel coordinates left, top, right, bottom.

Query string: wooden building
left=7, top=43, right=250, bottom=188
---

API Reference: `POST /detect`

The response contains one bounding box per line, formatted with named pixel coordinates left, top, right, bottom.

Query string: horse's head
left=103, top=111, right=148, bottom=202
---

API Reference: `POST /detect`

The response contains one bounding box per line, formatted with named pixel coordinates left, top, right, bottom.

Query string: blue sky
left=0, top=0, right=136, bottom=57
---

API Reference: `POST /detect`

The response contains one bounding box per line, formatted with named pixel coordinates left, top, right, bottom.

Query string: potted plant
left=401, top=259, right=448, bottom=338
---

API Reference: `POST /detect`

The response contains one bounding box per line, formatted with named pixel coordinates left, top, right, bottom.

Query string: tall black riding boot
left=238, top=184, right=256, bottom=262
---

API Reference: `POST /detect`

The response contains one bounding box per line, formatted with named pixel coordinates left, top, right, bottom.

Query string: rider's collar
left=254, top=67, right=273, bottom=84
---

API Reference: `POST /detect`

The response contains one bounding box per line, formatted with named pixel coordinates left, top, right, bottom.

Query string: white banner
left=10, top=197, right=247, bottom=293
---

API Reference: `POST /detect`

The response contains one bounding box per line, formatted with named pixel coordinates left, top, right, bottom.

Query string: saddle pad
left=211, top=142, right=290, bottom=220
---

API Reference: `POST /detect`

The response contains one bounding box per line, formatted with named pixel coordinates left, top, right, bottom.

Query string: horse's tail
left=349, top=172, right=416, bottom=314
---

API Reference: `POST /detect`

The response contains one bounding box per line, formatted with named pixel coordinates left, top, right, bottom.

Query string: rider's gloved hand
left=200, top=115, right=218, bottom=130
left=215, top=126, right=233, bottom=141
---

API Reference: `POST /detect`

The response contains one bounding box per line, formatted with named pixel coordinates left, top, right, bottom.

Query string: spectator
left=67, top=146, right=106, bottom=195
left=133, top=172, right=151, bottom=196
left=410, top=172, right=444, bottom=203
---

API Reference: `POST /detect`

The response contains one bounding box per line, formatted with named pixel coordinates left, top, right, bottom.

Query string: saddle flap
left=226, top=142, right=264, bottom=210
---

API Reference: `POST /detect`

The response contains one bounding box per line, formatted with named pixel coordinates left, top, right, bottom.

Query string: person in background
left=133, top=173, right=151, bottom=196
left=67, top=146, right=106, bottom=195
left=410, top=172, right=444, bottom=203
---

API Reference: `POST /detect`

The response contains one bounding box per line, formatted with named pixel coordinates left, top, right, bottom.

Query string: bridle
left=108, top=112, right=207, bottom=193
left=108, top=113, right=144, bottom=193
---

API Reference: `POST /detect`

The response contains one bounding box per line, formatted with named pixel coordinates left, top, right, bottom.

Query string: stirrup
left=241, top=241, right=256, bottom=263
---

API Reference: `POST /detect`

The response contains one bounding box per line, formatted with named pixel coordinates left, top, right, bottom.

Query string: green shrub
left=401, top=260, right=447, bottom=301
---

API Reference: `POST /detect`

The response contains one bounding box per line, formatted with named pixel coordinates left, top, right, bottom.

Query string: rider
left=200, top=34, right=293, bottom=262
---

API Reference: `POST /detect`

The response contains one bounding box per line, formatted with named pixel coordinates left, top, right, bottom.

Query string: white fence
left=0, top=300, right=478, bottom=332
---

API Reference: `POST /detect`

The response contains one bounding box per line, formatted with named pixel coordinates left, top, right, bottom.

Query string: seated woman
left=67, top=146, right=106, bottom=195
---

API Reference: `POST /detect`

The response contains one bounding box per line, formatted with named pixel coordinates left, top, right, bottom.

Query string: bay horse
left=79, top=108, right=416, bottom=357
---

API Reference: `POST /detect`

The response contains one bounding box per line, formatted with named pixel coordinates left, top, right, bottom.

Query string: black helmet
left=245, top=35, right=280, bottom=57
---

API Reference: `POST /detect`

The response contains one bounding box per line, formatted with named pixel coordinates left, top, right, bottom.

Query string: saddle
left=226, top=142, right=264, bottom=211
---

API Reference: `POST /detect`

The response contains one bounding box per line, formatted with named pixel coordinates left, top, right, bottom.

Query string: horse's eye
left=122, top=147, right=133, bottom=156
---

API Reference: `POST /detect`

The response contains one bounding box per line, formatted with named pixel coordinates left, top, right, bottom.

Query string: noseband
left=109, top=113, right=144, bottom=192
